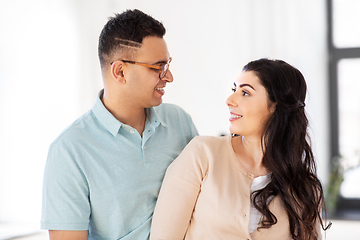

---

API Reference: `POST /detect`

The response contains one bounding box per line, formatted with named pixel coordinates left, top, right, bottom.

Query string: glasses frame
left=111, top=57, right=172, bottom=79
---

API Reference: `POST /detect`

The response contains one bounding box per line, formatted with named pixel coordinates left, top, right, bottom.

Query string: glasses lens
left=160, top=63, right=169, bottom=78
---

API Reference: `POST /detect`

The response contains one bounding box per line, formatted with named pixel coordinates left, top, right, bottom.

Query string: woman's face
left=226, top=70, right=275, bottom=138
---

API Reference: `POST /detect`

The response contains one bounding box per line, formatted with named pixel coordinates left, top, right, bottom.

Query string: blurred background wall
left=0, top=0, right=329, bottom=226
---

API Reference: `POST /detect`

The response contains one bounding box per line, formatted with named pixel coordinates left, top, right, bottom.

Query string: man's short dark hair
left=98, top=9, right=166, bottom=69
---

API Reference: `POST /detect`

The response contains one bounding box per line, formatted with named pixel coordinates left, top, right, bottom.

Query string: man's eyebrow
left=154, top=60, right=167, bottom=65
left=234, top=82, right=256, bottom=90
left=153, top=59, right=170, bottom=65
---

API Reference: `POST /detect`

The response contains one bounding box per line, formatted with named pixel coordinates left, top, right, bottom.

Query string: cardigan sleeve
left=150, top=136, right=208, bottom=240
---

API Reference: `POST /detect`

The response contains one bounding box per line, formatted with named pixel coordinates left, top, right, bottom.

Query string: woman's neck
left=232, top=136, right=270, bottom=177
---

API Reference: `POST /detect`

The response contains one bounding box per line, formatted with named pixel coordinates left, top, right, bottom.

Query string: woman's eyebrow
left=234, top=82, right=256, bottom=90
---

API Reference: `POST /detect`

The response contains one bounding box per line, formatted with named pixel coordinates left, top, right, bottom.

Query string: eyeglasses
left=111, top=57, right=172, bottom=79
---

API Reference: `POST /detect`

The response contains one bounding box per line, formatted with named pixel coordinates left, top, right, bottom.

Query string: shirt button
left=148, top=130, right=151, bottom=132
left=130, top=130, right=135, bottom=133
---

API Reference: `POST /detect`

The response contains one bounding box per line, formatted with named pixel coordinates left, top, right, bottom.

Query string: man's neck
left=101, top=91, right=147, bottom=136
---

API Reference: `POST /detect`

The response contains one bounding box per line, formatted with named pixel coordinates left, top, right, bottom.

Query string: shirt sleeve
left=187, top=114, right=199, bottom=140
left=150, top=137, right=208, bottom=240
left=177, top=106, right=198, bottom=141
left=41, top=143, right=90, bottom=230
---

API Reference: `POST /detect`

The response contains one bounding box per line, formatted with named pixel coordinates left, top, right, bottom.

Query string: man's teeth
left=231, top=114, right=242, bottom=118
left=155, top=88, right=164, bottom=91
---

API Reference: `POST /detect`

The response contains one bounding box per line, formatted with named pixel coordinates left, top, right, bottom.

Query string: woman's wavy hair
left=243, top=58, right=330, bottom=239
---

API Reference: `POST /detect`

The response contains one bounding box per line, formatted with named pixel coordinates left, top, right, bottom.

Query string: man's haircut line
left=114, top=38, right=142, bottom=48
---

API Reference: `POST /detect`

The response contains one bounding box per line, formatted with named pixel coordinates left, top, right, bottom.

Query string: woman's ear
left=110, top=60, right=126, bottom=84
left=269, top=102, right=277, bottom=114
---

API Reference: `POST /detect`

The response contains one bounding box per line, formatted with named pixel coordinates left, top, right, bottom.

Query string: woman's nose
left=226, top=93, right=237, bottom=107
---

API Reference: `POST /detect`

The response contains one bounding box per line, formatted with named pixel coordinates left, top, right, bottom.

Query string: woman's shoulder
left=185, top=135, right=232, bottom=156
left=175, top=135, right=233, bottom=173
left=191, top=135, right=231, bottom=146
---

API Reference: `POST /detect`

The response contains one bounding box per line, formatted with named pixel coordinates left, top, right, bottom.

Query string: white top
left=249, top=173, right=272, bottom=233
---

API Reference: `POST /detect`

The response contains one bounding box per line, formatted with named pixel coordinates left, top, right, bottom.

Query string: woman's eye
left=231, top=87, right=236, bottom=92
left=242, top=90, right=249, bottom=96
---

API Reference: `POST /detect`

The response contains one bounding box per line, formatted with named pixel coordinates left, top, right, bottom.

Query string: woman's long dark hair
left=243, top=59, right=330, bottom=239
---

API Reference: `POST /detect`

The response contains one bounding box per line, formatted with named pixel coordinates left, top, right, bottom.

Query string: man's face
left=124, top=36, right=173, bottom=109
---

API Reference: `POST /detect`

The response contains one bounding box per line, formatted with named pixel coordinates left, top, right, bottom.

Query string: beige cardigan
left=150, top=136, right=322, bottom=240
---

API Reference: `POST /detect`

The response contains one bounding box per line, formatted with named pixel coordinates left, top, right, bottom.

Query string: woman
left=150, top=58, right=329, bottom=240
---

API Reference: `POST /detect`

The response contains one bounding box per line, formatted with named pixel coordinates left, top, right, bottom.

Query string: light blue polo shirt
left=41, top=90, right=198, bottom=240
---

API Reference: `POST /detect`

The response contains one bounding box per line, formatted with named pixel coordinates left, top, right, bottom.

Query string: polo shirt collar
left=146, top=107, right=168, bottom=128
left=92, top=90, right=122, bottom=137
left=92, top=89, right=168, bottom=137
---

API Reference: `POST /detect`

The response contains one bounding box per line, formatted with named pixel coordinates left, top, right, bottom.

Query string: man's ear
left=110, top=61, right=126, bottom=84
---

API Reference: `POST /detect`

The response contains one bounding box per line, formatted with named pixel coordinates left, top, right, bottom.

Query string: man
left=41, top=9, right=198, bottom=240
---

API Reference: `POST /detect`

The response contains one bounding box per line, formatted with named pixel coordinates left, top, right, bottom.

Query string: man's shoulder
left=153, top=103, right=198, bottom=135
left=51, top=110, right=94, bottom=146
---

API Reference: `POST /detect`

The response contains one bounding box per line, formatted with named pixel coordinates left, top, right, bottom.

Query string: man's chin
left=148, top=98, right=163, bottom=108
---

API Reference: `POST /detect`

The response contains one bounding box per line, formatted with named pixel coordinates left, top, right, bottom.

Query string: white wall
left=0, top=0, right=329, bottom=224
